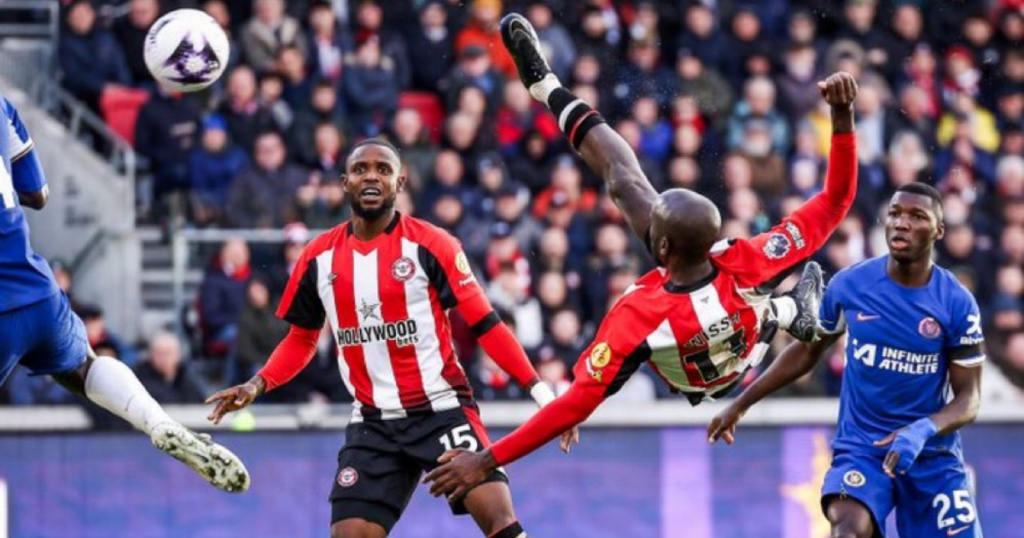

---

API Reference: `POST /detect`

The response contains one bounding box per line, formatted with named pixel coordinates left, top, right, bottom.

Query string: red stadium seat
left=99, top=86, right=150, bottom=147
left=398, top=91, right=445, bottom=143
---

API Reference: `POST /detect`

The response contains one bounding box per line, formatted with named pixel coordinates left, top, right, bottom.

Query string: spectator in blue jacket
left=189, top=115, right=249, bottom=226
left=342, top=33, right=400, bottom=137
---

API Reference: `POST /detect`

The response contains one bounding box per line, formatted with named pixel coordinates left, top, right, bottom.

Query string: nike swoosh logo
left=947, top=526, right=970, bottom=536
left=856, top=313, right=880, bottom=321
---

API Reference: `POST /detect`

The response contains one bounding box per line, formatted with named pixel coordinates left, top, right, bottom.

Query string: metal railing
left=170, top=228, right=328, bottom=339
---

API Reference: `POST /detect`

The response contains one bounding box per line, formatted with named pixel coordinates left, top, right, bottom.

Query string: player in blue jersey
left=0, top=93, right=250, bottom=492
left=708, top=182, right=985, bottom=538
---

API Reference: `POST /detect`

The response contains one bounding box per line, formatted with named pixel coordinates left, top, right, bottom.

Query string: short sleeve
left=819, top=274, right=846, bottom=335
left=276, top=245, right=327, bottom=330
left=945, top=287, right=985, bottom=367
left=419, top=228, right=487, bottom=311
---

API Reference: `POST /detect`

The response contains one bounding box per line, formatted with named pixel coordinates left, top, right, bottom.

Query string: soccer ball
left=144, top=9, right=229, bottom=92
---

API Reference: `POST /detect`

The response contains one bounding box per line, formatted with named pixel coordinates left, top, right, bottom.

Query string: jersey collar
left=663, top=267, right=719, bottom=294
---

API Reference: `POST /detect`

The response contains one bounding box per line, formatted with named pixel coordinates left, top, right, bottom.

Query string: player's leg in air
left=0, top=290, right=250, bottom=493
left=499, top=14, right=821, bottom=341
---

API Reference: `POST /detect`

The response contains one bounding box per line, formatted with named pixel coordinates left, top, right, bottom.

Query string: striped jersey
left=277, top=213, right=485, bottom=422
left=570, top=134, right=857, bottom=402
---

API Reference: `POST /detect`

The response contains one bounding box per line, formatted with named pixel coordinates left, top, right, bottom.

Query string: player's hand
left=707, top=403, right=745, bottom=445
left=874, top=418, right=939, bottom=478
left=423, top=449, right=496, bottom=502
left=817, top=71, right=858, bottom=109
left=559, top=426, right=580, bottom=454
left=205, top=377, right=264, bottom=425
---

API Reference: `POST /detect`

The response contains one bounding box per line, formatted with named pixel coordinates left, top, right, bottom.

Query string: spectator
left=267, top=223, right=311, bottom=295
left=775, top=43, right=822, bottom=121
left=306, top=0, right=352, bottom=84
left=113, top=0, right=162, bottom=86
left=525, top=0, right=577, bottom=82
left=235, top=278, right=289, bottom=383
left=239, top=0, right=307, bottom=74
left=507, top=129, right=557, bottom=194
left=407, top=0, right=455, bottom=93
left=58, top=0, right=131, bottom=110
left=342, top=33, right=400, bottom=137
left=721, top=8, right=770, bottom=88
left=455, top=0, right=515, bottom=79
left=727, top=76, right=790, bottom=155
left=495, top=81, right=559, bottom=152
left=134, top=87, right=202, bottom=203
left=189, top=114, right=250, bottom=227
left=258, top=72, right=294, bottom=132
left=198, top=238, right=251, bottom=356
left=675, top=3, right=728, bottom=71
left=79, top=304, right=137, bottom=367
left=632, top=95, right=672, bottom=164
left=217, top=65, right=279, bottom=151
left=470, top=351, right=526, bottom=401
left=612, top=37, right=678, bottom=116
left=274, top=45, right=313, bottom=112
left=837, top=0, right=892, bottom=78
left=352, top=0, right=411, bottom=89
left=289, top=80, right=347, bottom=168
left=440, top=45, right=504, bottom=117
left=308, top=122, right=346, bottom=179
left=389, top=107, right=438, bottom=189
left=674, top=50, right=734, bottom=129
left=487, top=263, right=543, bottom=350
left=226, top=131, right=311, bottom=228
left=134, top=332, right=206, bottom=403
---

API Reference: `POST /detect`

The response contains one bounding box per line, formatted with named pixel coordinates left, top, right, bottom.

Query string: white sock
left=529, top=73, right=562, bottom=104
left=84, top=356, right=174, bottom=436
left=771, top=297, right=798, bottom=329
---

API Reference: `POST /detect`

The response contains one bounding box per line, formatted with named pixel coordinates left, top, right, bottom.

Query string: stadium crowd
left=1, top=0, right=1022, bottom=410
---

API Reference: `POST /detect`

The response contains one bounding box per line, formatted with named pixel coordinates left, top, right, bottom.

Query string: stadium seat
left=99, top=86, right=150, bottom=147
left=398, top=91, right=445, bottom=143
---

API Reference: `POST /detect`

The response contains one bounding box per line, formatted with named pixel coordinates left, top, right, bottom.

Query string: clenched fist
left=817, top=71, right=858, bottom=109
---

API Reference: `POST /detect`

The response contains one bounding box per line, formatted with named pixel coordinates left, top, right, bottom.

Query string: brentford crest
left=391, top=256, right=416, bottom=282
left=337, top=467, right=359, bottom=488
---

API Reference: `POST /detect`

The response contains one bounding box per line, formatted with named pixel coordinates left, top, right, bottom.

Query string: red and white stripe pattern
left=299, top=219, right=472, bottom=422
left=627, top=269, right=772, bottom=395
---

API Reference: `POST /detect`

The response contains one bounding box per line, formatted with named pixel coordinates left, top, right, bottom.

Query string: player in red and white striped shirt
left=207, top=138, right=565, bottom=538
left=425, top=15, right=860, bottom=500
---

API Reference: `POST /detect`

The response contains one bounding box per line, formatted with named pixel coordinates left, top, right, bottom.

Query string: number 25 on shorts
left=439, top=424, right=479, bottom=452
left=933, top=490, right=976, bottom=534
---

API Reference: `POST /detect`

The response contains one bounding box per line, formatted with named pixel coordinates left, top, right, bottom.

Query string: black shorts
left=329, top=405, right=508, bottom=532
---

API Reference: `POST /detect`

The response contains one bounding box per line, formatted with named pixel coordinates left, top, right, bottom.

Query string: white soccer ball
left=144, top=9, right=229, bottom=92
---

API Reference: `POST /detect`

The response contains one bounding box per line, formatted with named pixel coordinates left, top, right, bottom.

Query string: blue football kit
left=0, top=94, right=88, bottom=383
left=819, top=255, right=986, bottom=538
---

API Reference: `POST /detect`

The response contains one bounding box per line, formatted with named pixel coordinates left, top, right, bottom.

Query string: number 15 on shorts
left=439, top=424, right=480, bottom=452
left=934, top=490, right=977, bottom=534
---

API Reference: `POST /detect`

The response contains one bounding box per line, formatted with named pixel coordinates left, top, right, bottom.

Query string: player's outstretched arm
left=708, top=332, right=841, bottom=444
left=499, top=13, right=658, bottom=242
left=874, top=362, right=982, bottom=477
left=206, top=324, right=321, bottom=424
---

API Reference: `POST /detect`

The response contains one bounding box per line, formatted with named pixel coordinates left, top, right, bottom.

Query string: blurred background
left=0, top=0, right=1020, bottom=537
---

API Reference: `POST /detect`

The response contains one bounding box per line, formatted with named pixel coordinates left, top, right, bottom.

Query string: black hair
left=347, top=137, right=401, bottom=163
left=895, top=182, right=944, bottom=215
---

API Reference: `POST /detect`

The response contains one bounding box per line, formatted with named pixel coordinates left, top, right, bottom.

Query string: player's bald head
left=649, top=189, right=721, bottom=266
